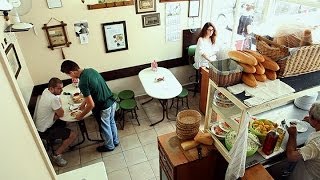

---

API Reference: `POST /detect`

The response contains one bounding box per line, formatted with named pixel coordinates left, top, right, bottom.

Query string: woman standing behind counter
left=194, top=22, right=219, bottom=69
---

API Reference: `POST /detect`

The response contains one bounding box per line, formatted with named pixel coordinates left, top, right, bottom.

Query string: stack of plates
left=213, top=90, right=234, bottom=108
left=176, top=110, right=201, bottom=140
left=294, top=93, right=318, bottom=110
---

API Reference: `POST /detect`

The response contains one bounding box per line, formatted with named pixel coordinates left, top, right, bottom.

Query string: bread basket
left=255, top=34, right=290, bottom=61
left=176, top=110, right=201, bottom=140
left=209, top=58, right=243, bottom=87
left=256, top=34, right=320, bottom=77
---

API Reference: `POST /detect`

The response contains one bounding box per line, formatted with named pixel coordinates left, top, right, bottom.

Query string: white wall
left=0, top=37, right=55, bottom=179
left=1, top=22, right=34, bottom=104
left=16, top=0, right=197, bottom=89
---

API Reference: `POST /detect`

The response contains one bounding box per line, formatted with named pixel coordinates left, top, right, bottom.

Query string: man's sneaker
left=51, top=154, right=68, bottom=167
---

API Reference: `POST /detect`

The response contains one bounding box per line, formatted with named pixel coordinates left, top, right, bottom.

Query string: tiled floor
left=52, top=91, right=204, bottom=180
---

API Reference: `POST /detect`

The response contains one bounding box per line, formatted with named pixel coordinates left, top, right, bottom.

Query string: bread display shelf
left=87, top=0, right=133, bottom=10
left=204, top=72, right=320, bottom=167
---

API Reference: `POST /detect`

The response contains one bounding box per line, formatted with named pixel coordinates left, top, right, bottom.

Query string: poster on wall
left=74, top=21, right=89, bottom=44
left=102, top=21, right=128, bottom=53
left=5, top=43, right=21, bottom=79
left=165, top=2, right=181, bottom=42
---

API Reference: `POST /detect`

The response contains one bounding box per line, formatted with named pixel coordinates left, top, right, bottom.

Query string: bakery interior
left=2, top=0, right=320, bottom=179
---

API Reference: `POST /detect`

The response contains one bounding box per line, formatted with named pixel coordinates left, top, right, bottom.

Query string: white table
left=139, top=67, right=182, bottom=126
left=57, top=162, right=108, bottom=180
left=61, top=84, right=103, bottom=148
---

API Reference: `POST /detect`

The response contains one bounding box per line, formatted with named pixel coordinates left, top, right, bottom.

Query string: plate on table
left=219, top=122, right=232, bottom=132
left=70, top=110, right=82, bottom=118
left=211, top=123, right=227, bottom=139
left=285, top=119, right=308, bottom=133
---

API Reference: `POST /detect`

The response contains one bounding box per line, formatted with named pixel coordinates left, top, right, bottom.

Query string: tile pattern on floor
left=51, top=91, right=202, bottom=180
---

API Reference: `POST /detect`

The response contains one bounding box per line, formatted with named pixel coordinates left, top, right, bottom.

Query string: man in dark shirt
left=60, top=60, right=119, bottom=152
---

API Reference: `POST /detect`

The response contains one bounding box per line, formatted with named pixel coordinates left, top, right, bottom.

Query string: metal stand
left=70, top=120, right=104, bottom=149
left=150, top=99, right=175, bottom=126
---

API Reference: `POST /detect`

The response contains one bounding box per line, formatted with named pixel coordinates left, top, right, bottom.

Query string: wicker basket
left=176, top=110, right=201, bottom=140
left=255, top=34, right=290, bottom=61
left=277, top=44, right=320, bottom=77
left=209, top=59, right=243, bottom=87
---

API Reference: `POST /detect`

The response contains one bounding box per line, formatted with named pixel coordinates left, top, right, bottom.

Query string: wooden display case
left=203, top=72, right=320, bottom=165
left=158, top=132, right=227, bottom=180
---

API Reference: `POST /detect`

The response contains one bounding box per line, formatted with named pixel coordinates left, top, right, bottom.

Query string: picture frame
left=135, top=0, right=156, bottom=14
left=102, top=21, right=128, bottom=53
left=142, top=13, right=160, bottom=28
left=5, top=43, right=21, bottom=79
left=42, top=21, right=71, bottom=50
left=188, top=0, right=200, bottom=17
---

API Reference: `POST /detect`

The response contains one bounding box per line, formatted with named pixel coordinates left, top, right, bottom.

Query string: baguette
left=261, top=55, right=280, bottom=71
left=238, top=63, right=256, bottom=73
left=242, top=73, right=258, bottom=87
left=243, top=50, right=265, bottom=62
left=180, top=140, right=200, bottom=151
left=228, top=50, right=258, bottom=66
left=254, top=62, right=265, bottom=74
left=265, top=69, right=277, bottom=80
left=194, top=132, right=213, bottom=145
left=253, top=73, right=267, bottom=82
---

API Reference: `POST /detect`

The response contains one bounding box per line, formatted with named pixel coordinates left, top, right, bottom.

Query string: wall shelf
left=4, top=24, right=32, bottom=33
left=87, top=0, right=133, bottom=10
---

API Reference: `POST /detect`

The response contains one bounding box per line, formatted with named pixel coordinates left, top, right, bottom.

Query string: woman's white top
left=194, top=37, right=219, bottom=69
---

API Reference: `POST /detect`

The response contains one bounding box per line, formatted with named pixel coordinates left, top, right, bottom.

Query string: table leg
left=149, top=99, right=175, bottom=126
left=141, top=97, right=154, bottom=105
left=69, top=120, right=104, bottom=149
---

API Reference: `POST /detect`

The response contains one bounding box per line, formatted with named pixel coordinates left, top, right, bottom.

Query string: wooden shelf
left=87, top=0, right=133, bottom=10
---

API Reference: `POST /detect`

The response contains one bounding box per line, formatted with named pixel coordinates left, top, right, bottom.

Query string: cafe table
left=61, top=84, right=103, bottom=148
left=57, top=162, right=108, bottom=180
left=139, top=67, right=182, bottom=126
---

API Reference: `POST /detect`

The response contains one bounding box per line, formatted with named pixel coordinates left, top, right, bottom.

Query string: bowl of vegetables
left=225, top=130, right=260, bottom=157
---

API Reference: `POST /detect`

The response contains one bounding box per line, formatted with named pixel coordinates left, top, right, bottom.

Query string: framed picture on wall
left=42, top=21, right=71, bottom=50
left=135, top=0, right=156, bottom=14
left=188, top=0, right=200, bottom=17
left=5, top=43, right=21, bottom=79
left=142, top=13, right=160, bottom=28
left=102, top=21, right=128, bottom=53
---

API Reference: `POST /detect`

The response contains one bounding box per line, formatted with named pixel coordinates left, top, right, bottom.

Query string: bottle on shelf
left=262, top=129, right=279, bottom=155
left=274, top=127, right=286, bottom=151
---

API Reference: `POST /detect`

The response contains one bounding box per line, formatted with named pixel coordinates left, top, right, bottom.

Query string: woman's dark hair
left=60, top=60, right=80, bottom=74
left=198, top=22, right=217, bottom=44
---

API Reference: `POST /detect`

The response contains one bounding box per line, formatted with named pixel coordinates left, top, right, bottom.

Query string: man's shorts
left=39, top=120, right=71, bottom=141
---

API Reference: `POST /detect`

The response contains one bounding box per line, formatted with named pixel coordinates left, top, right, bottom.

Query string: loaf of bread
left=228, top=50, right=258, bottom=66
left=265, top=69, right=277, bottom=80
left=300, top=29, right=313, bottom=46
left=253, top=73, right=267, bottom=82
left=194, top=132, right=213, bottom=145
left=242, top=73, right=258, bottom=87
left=243, top=50, right=265, bottom=62
left=261, top=55, right=280, bottom=71
left=238, top=63, right=256, bottom=73
left=180, top=140, right=200, bottom=151
left=254, top=62, right=265, bottom=74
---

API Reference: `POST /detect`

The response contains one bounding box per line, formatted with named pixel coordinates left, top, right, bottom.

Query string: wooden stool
left=119, top=99, right=140, bottom=130
left=170, top=88, right=190, bottom=115
left=118, top=90, right=134, bottom=100
left=187, top=45, right=199, bottom=97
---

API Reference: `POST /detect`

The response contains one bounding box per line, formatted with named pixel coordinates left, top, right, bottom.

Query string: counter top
left=245, top=102, right=316, bottom=168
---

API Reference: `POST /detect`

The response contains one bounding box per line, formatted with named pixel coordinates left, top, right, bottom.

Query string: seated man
left=35, top=77, right=77, bottom=167
left=286, top=102, right=320, bottom=180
